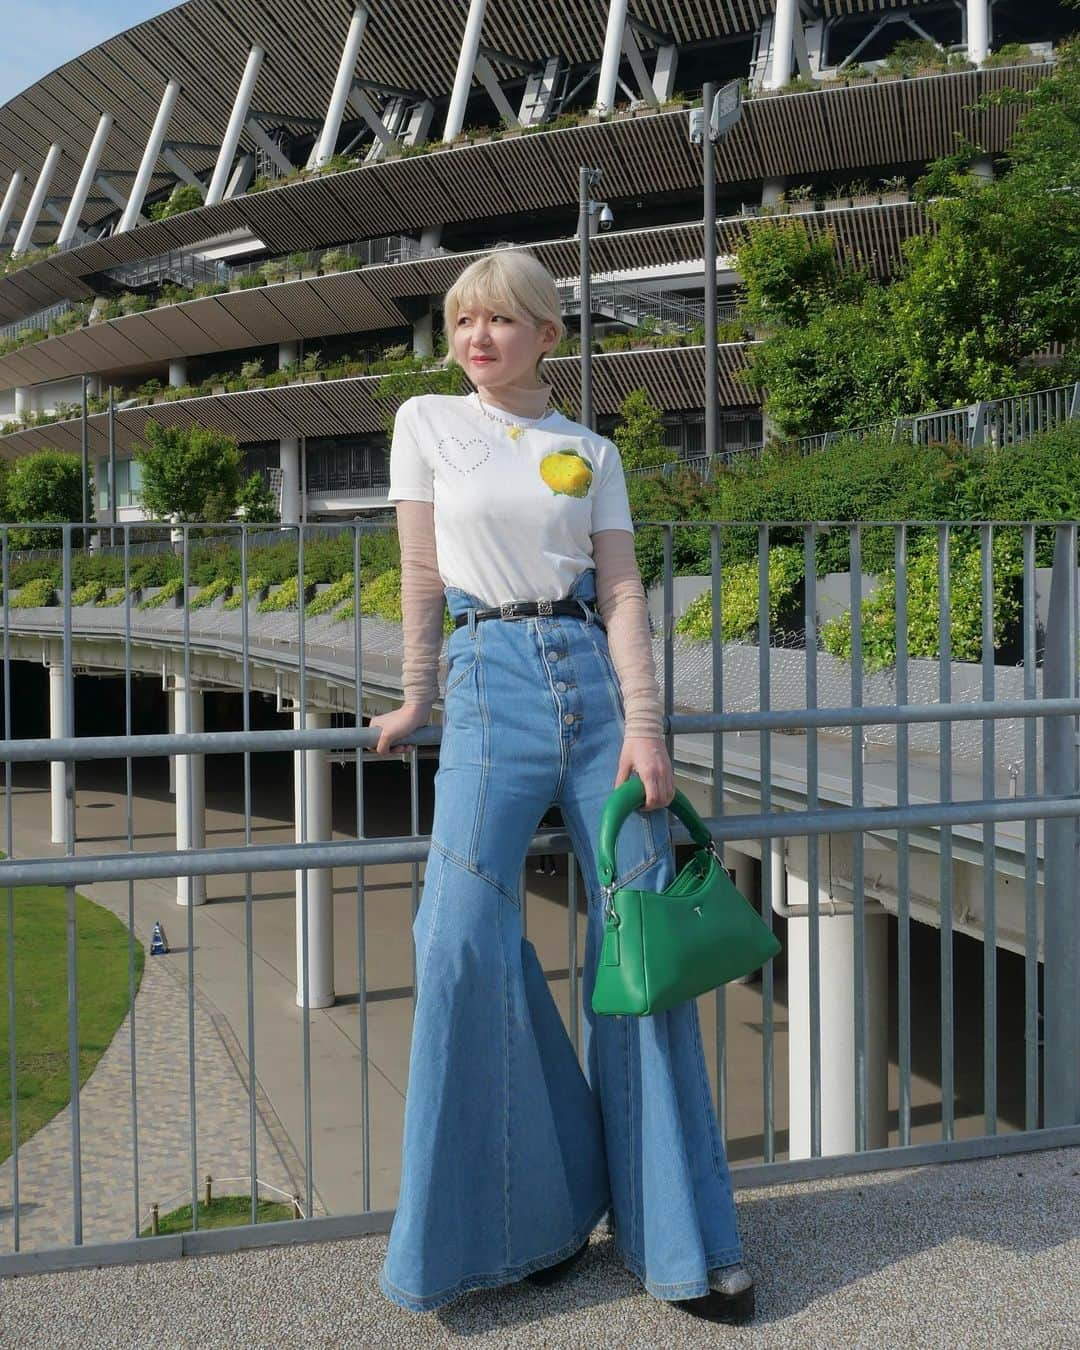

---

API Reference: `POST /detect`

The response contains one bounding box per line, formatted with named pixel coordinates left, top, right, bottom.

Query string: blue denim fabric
left=379, top=568, right=743, bottom=1312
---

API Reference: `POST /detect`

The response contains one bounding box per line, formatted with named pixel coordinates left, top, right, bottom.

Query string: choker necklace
left=474, top=391, right=552, bottom=441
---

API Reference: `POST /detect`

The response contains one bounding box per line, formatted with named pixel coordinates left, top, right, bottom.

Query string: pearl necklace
left=473, top=391, right=553, bottom=441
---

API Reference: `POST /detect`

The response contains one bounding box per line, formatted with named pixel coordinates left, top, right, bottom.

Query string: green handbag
left=591, top=778, right=781, bottom=1017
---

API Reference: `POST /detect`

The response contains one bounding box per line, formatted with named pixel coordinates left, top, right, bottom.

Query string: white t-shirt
left=387, top=391, right=634, bottom=608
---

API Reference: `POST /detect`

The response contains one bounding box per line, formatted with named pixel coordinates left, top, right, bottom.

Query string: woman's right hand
left=368, top=701, right=432, bottom=757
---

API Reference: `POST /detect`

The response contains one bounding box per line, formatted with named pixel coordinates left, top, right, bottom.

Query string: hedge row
left=628, top=416, right=1080, bottom=587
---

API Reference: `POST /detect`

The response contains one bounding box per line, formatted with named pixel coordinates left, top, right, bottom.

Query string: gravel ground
left=3, top=1145, right=1077, bottom=1349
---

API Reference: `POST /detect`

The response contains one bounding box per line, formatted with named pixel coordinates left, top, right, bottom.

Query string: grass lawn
left=141, top=1195, right=296, bottom=1236
left=0, top=884, right=144, bottom=1163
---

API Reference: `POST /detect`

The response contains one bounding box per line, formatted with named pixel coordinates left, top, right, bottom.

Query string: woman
left=370, top=249, right=752, bottom=1323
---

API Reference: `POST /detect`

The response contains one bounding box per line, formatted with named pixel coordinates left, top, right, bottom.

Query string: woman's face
left=451, top=301, right=557, bottom=388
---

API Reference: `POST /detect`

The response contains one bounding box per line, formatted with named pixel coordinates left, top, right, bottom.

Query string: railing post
left=968, top=400, right=989, bottom=448
left=1041, top=524, right=1080, bottom=1126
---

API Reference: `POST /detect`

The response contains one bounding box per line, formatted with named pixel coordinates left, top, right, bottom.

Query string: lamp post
left=107, top=384, right=117, bottom=548
left=577, top=165, right=612, bottom=431
left=690, top=80, right=742, bottom=462
left=80, top=375, right=89, bottom=545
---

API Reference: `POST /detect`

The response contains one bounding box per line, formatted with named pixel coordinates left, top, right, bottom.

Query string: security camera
left=598, top=204, right=615, bottom=230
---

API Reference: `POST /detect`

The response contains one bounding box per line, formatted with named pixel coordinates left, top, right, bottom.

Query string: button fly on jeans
left=555, top=681, right=567, bottom=692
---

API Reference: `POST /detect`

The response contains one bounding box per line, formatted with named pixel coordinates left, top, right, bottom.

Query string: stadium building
left=0, top=0, right=1070, bottom=525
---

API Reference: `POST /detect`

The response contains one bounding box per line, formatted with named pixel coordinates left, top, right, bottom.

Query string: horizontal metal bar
left=0, top=792, right=1074, bottom=889
left=4, top=694, right=1080, bottom=765
left=731, top=1124, right=1080, bottom=1190
left=673, top=697, right=1080, bottom=735
left=0, top=725, right=440, bottom=764
left=0, top=1210, right=395, bottom=1280
left=4, top=1123, right=1077, bottom=1280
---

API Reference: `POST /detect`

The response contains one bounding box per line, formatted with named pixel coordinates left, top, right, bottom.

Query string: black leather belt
left=453, top=599, right=606, bottom=632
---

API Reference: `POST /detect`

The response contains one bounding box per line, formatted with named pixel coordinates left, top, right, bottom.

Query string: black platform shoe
left=524, top=1240, right=590, bottom=1286
left=674, top=1265, right=755, bottom=1324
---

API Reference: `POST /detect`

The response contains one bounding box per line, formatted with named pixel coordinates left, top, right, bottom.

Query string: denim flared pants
left=379, top=568, right=743, bottom=1311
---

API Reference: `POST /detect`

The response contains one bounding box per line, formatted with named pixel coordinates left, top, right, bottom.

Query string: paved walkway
left=0, top=944, right=303, bottom=1251
left=2, top=1145, right=1077, bottom=1347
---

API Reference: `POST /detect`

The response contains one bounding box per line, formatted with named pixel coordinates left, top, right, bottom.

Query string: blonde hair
left=442, top=248, right=564, bottom=379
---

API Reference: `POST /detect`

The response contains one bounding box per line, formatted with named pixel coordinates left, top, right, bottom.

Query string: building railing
left=1, top=518, right=1078, bottom=1275
left=627, top=382, right=1080, bottom=481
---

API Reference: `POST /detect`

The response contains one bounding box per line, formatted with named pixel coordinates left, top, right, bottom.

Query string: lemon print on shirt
left=539, top=448, right=594, bottom=498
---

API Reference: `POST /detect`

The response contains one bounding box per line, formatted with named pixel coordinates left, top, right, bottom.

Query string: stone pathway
left=0, top=942, right=303, bottom=1252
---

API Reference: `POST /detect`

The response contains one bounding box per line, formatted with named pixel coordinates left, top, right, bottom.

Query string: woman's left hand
left=614, top=737, right=675, bottom=811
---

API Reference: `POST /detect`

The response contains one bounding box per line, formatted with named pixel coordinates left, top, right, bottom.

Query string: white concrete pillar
left=595, top=0, right=629, bottom=115
left=443, top=0, right=488, bottom=141
left=49, top=663, right=71, bottom=846
left=279, top=441, right=301, bottom=525
left=12, top=144, right=62, bottom=256
left=168, top=358, right=188, bottom=389
left=412, top=309, right=433, bottom=358
left=207, top=45, right=265, bottom=204
left=118, top=79, right=180, bottom=233
left=761, top=176, right=785, bottom=206
left=313, top=8, right=369, bottom=168
left=0, top=171, right=25, bottom=247
left=278, top=342, right=301, bottom=524
left=766, top=0, right=798, bottom=90
left=967, top=0, right=990, bottom=66
left=174, top=675, right=206, bottom=906
left=14, top=387, right=30, bottom=421
left=971, top=155, right=994, bottom=184
left=57, top=114, right=112, bottom=249
left=167, top=691, right=177, bottom=795
left=786, top=850, right=889, bottom=1158
left=294, top=709, right=334, bottom=1008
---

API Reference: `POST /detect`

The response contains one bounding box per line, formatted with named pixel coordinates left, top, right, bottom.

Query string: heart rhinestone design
left=436, top=435, right=490, bottom=475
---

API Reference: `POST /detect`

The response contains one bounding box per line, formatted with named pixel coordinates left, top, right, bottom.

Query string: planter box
left=211, top=384, right=227, bottom=396
left=823, top=198, right=850, bottom=211
left=850, top=194, right=878, bottom=208
left=788, top=199, right=816, bottom=214
left=878, top=191, right=909, bottom=206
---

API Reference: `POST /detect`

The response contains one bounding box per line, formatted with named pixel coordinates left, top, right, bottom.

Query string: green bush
left=675, top=546, right=804, bottom=642
left=821, top=529, right=1024, bottom=669
left=137, top=576, right=185, bottom=610
left=71, top=580, right=106, bottom=605
left=357, top=567, right=402, bottom=622
left=257, top=575, right=314, bottom=613
left=190, top=577, right=233, bottom=610
left=223, top=574, right=268, bottom=610
left=306, top=573, right=356, bottom=616
left=11, top=577, right=56, bottom=608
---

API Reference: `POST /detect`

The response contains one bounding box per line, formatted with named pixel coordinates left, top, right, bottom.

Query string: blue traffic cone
left=149, top=921, right=169, bottom=956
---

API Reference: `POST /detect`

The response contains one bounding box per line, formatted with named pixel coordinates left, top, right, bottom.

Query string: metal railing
left=628, top=382, right=1080, bottom=481
left=1, top=518, right=1078, bottom=1277
left=557, top=279, right=728, bottom=333
left=304, top=468, right=390, bottom=498
left=0, top=301, right=79, bottom=344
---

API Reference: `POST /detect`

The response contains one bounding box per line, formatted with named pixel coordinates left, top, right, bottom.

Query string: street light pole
left=691, top=80, right=743, bottom=464
left=107, top=384, right=116, bottom=548
left=702, top=81, right=718, bottom=464
left=578, top=165, right=599, bottom=430
left=80, top=375, right=89, bottom=544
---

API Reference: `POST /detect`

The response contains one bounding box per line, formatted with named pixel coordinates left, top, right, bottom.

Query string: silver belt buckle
left=538, top=598, right=553, bottom=616
left=499, top=601, right=516, bottom=620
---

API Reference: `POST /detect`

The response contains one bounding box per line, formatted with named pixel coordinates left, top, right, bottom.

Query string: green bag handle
left=597, top=777, right=715, bottom=887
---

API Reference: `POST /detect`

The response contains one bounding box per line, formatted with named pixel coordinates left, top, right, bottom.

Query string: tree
left=236, top=472, right=278, bottom=524
left=5, top=449, right=87, bottom=548
left=611, top=388, right=671, bottom=469
left=134, top=419, right=241, bottom=522
left=737, top=38, right=1080, bottom=435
